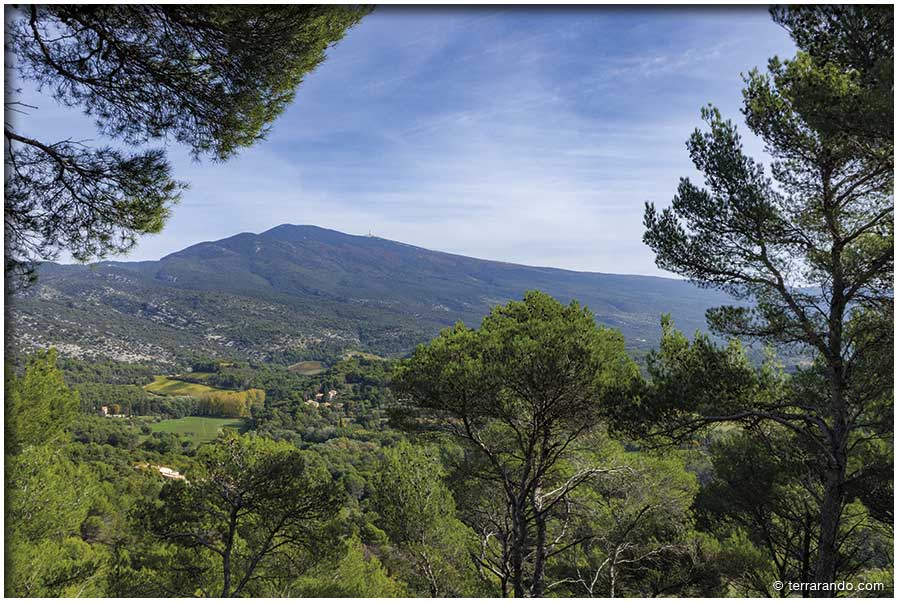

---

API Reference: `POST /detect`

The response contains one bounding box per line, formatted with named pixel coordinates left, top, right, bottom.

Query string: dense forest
left=5, top=291, right=893, bottom=596
left=4, top=4, right=893, bottom=599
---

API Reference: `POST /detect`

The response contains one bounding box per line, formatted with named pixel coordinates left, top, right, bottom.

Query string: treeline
left=195, top=388, right=266, bottom=418
left=76, top=382, right=151, bottom=414
left=183, top=359, right=314, bottom=394
left=265, top=341, right=347, bottom=367
left=185, top=354, right=391, bottom=396
left=74, top=383, right=206, bottom=419
left=60, top=356, right=156, bottom=386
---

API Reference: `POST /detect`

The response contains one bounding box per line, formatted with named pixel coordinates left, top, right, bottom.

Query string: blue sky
left=14, top=6, right=796, bottom=276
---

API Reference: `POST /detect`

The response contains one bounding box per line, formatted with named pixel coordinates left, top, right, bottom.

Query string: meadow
left=150, top=416, right=246, bottom=444
left=144, top=375, right=224, bottom=396
left=287, top=360, right=327, bottom=375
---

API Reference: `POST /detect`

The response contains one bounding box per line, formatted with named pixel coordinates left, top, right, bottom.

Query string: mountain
left=8, top=224, right=738, bottom=367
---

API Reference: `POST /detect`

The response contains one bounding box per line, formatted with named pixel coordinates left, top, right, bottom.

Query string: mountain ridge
left=165, top=223, right=682, bottom=278
left=9, top=224, right=737, bottom=367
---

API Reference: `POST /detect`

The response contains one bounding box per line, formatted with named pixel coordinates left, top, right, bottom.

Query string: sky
left=12, top=6, right=796, bottom=276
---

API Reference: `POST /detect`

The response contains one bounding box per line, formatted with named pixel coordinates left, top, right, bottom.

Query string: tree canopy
left=5, top=348, right=79, bottom=453
left=146, top=433, right=342, bottom=597
left=371, top=442, right=481, bottom=596
left=642, top=3, right=892, bottom=587
left=394, top=291, right=641, bottom=597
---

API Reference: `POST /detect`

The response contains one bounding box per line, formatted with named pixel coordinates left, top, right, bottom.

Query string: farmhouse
left=100, top=405, right=127, bottom=418
left=157, top=466, right=186, bottom=481
left=135, top=462, right=186, bottom=481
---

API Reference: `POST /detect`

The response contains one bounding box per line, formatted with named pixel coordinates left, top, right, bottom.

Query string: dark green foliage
left=58, top=356, right=157, bottom=386
left=394, top=291, right=642, bottom=597
left=769, top=5, right=893, bottom=145
left=151, top=396, right=199, bottom=419
left=5, top=348, right=79, bottom=453
left=140, top=431, right=184, bottom=455
left=696, top=432, right=819, bottom=595
left=642, top=4, right=892, bottom=585
left=75, top=383, right=151, bottom=415
left=70, top=416, right=140, bottom=449
left=616, top=317, right=786, bottom=441
left=696, top=430, right=892, bottom=596
left=371, top=442, right=482, bottom=596
left=145, top=433, right=343, bottom=597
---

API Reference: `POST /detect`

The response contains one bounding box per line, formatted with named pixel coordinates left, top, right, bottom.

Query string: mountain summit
left=10, top=225, right=734, bottom=365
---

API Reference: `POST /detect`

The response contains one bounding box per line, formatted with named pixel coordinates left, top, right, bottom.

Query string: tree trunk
left=221, top=507, right=239, bottom=597
left=813, top=261, right=848, bottom=593
left=609, top=548, right=619, bottom=599
left=419, top=549, right=439, bottom=597
left=511, top=503, right=527, bottom=598
left=801, top=511, right=812, bottom=598
left=814, top=366, right=847, bottom=590
left=530, top=510, right=547, bottom=597
left=813, top=459, right=845, bottom=589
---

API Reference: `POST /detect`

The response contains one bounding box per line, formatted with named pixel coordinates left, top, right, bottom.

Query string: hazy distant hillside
left=9, top=225, right=738, bottom=366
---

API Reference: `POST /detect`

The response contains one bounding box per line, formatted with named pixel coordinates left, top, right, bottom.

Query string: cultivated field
left=150, top=416, right=246, bottom=444
left=144, top=375, right=223, bottom=396
left=288, top=360, right=326, bottom=375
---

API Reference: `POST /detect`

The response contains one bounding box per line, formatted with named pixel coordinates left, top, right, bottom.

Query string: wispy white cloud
left=12, top=7, right=795, bottom=275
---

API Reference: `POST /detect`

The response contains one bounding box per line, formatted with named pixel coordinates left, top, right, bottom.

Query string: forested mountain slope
left=9, top=224, right=736, bottom=366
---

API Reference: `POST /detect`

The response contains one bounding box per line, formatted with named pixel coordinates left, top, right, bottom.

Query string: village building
left=157, top=466, right=186, bottom=481
left=134, top=463, right=186, bottom=481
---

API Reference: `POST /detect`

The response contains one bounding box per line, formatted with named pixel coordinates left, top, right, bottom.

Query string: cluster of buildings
left=134, top=462, right=186, bottom=481
left=304, top=389, right=342, bottom=409
left=99, top=405, right=127, bottom=418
